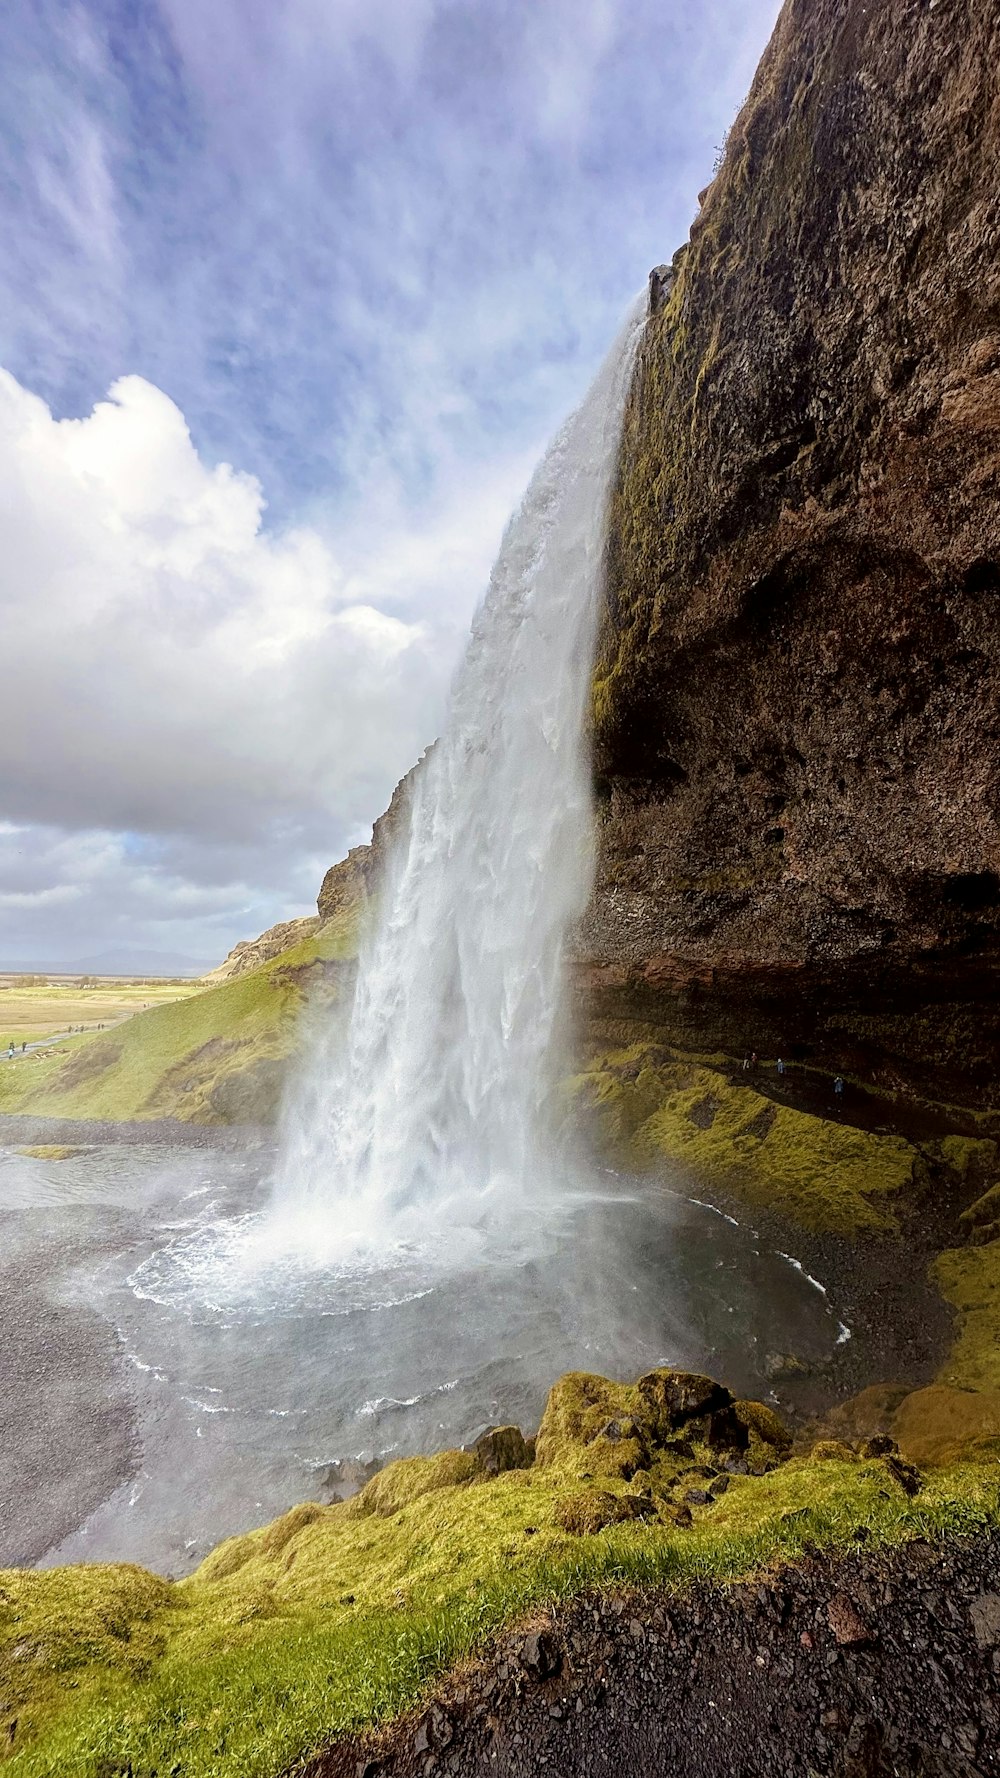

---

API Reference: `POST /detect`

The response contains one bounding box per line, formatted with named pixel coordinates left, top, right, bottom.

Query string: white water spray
left=274, top=299, right=645, bottom=1247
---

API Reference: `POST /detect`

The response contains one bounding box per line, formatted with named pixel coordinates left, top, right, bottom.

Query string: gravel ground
left=0, top=1244, right=139, bottom=1566
left=306, top=1533, right=1000, bottom=1778
left=0, top=1113, right=272, bottom=1149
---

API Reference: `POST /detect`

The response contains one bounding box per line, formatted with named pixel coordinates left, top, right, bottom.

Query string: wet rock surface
left=0, top=1248, right=138, bottom=1565
left=304, top=1534, right=1000, bottom=1778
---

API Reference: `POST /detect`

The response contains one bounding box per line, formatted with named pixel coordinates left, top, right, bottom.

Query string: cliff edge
left=585, top=0, right=1000, bottom=1105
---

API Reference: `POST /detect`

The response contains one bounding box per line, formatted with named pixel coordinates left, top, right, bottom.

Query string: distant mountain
left=0, top=949, right=214, bottom=979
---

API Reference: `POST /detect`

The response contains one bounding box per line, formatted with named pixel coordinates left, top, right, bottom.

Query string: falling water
left=274, top=298, right=646, bottom=1246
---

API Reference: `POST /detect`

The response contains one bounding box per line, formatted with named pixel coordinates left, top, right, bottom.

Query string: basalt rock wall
left=584, top=0, right=1000, bottom=1104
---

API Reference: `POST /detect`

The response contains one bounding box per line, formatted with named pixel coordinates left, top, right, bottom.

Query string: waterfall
left=273, top=298, right=645, bottom=1248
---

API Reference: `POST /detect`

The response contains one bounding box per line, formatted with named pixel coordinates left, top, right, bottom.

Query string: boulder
left=472, top=1425, right=532, bottom=1477
left=636, top=1368, right=732, bottom=1434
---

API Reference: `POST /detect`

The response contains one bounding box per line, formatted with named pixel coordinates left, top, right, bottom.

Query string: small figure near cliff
left=776, top=1057, right=785, bottom=1076
left=742, top=1053, right=750, bottom=1071
left=834, top=1075, right=845, bottom=1099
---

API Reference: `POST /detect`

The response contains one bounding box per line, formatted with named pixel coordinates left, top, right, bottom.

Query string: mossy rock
left=892, top=1384, right=1000, bottom=1468
left=472, top=1425, right=534, bottom=1476
left=636, top=1368, right=731, bottom=1436
left=355, top=1450, right=481, bottom=1517
left=808, top=1440, right=860, bottom=1464
left=570, top=1045, right=917, bottom=1236
left=734, top=1399, right=793, bottom=1455
left=960, top=1180, right=1000, bottom=1231
left=553, top=1490, right=655, bottom=1535
left=534, top=1371, right=641, bottom=1473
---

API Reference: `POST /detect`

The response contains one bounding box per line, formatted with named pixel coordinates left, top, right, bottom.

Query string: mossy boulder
left=472, top=1425, right=534, bottom=1477
left=355, top=1450, right=481, bottom=1518
left=809, top=1440, right=860, bottom=1465
left=636, top=1368, right=731, bottom=1435
left=892, top=1385, right=1000, bottom=1469
left=534, top=1367, right=787, bottom=1498
left=553, top=1490, right=656, bottom=1535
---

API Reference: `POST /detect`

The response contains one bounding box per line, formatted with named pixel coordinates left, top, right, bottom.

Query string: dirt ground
left=308, top=1533, right=1000, bottom=1778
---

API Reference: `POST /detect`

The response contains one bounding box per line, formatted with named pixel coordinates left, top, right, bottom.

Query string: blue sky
left=0, top=0, right=782, bottom=965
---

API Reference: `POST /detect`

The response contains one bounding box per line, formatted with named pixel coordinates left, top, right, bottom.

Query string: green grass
left=571, top=1043, right=916, bottom=1235
left=0, top=911, right=361, bottom=1126
left=3, top=1368, right=999, bottom=1777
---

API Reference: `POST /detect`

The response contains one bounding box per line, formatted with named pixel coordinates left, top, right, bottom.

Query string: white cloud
left=0, top=366, right=526, bottom=958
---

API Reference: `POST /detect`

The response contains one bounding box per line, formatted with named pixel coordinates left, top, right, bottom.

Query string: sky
left=0, top=0, right=782, bottom=967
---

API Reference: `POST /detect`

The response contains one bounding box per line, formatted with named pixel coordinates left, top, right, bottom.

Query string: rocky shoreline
left=305, top=1532, right=1000, bottom=1778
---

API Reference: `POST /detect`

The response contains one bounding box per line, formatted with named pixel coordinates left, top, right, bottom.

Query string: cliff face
left=204, top=916, right=320, bottom=983
left=584, top=0, right=1000, bottom=1102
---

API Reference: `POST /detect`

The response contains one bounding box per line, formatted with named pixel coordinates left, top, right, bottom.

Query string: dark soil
left=303, top=1532, right=1000, bottom=1778
left=666, top=1172, right=957, bottom=1429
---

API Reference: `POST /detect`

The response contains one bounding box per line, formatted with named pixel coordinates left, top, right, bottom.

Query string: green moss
left=534, top=1371, right=637, bottom=1471
left=960, top=1181, right=1000, bottom=1233
left=808, top=1440, right=860, bottom=1464
left=0, top=911, right=360, bottom=1126
left=3, top=1366, right=998, bottom=1778
left=892, top=1383, right=1000, bottom=1467
left=571, top=1045, right=916, bottom=1235
left=354, top=1451, right=482, bottom=1518
left=934, top=1242, right=1000, bottom=1393
left=15, top=1145, right=82, bottom=1160
left=939, top=1135, right=998, bottom=1185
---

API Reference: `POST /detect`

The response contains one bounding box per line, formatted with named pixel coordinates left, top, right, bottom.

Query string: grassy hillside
left=2, top=1366, right=997, bottom=1778
left=0, top=910, right=361, bottom=1126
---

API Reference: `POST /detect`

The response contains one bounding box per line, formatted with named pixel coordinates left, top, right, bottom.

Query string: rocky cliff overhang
left=590, top=0, right=1000, bottom=998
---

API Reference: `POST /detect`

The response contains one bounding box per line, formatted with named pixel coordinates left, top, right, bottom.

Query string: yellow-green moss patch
left=892, top=1383, right=1000, bottom=1467
left=15, top=1145, right=82, bottom=1160
left=934, top=1241, right=1000, bottom=1393
left=571, top=1046, right=916, bottom=1235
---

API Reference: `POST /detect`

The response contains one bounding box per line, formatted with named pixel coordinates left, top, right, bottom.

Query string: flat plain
left=0, top=977, right=204, bottom=1047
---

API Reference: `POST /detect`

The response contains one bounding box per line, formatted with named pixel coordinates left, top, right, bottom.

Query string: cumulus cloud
left=0, top=368, right=522, bottom=958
